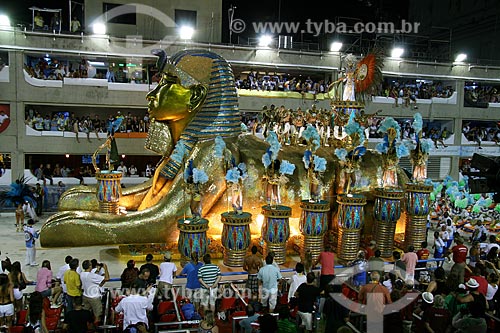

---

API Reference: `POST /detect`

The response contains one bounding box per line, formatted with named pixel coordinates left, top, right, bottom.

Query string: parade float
left=39, top=48, right=439, bottom=264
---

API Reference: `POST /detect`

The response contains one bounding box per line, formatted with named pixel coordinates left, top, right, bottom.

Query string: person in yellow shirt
left=64, top=258, right=81, bottom=313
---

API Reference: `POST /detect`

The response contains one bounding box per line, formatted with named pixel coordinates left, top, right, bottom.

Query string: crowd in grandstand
left=463, top=122, right=500, bottom=148
left=24, top=109, right=151, bottom=136
left=464, top=85, right=500, bottom=104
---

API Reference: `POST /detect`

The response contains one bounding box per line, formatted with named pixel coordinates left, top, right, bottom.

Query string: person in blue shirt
left=180, top=252, right=203, bottom=311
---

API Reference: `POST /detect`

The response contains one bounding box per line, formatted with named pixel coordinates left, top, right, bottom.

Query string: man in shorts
left=198, top=254, right=221, bottom=313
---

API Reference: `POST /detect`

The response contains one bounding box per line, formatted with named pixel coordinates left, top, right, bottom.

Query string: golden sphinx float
left=40, top=49, right=430, bottom=264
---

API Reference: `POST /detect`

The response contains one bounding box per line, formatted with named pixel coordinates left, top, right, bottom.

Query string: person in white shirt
left=116, top=161, right=128, bottom=177
left=288, top=262, right=306, bottom=303
left=56, top=255, right=73, bottom=296
left=485, top=235, right=500, bottom=256
left=158, top=252, right=177, bottom=301
left=115, top=281, right=155, bottom=331
left=80, top=259, right=109, bottom=324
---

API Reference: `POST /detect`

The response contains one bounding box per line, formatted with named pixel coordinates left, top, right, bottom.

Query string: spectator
left=80, top=260, right=109, bottom=324
left=139, top=254, right=159, bottom=286
left=63, top=295, right=94, bottom=333
left=238, top=304, right=259, bottom=333
left=368, top=249, right=385, bottom=277
left=287, top=262, right=306, bottom=305
left=257, top=254, right=282, bottom=312
left=115, top=281, right=155, bottom=331
left=295, top=272, right=321, bottom=333
left=70, top=17, right=81, bottom=33
left=358, top=271, right=392, bottom=332
left=312, top=245, right=335, bottom=292
left=34, top=12, right=44, bottom=30
left=64, top=258, right=82, bottom=313
left=120, top=260, right=139, bottom=290
left=402, top=245, right=418, bottom=285
left=50, top=12, right=61, bottom=32
left=35, top=260, right=62, bottom=308
left=157, top=252, right=176, bottom=301
left=198, top=253, right=221, bottom=313
left=243, top=245, right=263, bottom=298
left=180, top=252, right=203, bottom=311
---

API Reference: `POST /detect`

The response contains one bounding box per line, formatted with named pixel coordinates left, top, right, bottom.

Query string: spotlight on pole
left=455, top=53, right=467, bottom=63
left=0, top=15, right=11, bottom=27
left=179, top=26, right=194, bottom=40
left=391, top=47, right=404, bottom=59
left=92, top=23, right=106, bottom=35
left=330, top=41, right=343, bottom=52
left=258, top=34, right=273, bottom=47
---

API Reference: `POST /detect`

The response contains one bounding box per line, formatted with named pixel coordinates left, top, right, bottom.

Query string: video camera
left=462, top=153, right=500, bottom=202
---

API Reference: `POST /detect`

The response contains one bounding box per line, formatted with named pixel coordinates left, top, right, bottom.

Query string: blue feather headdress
left=184, top=159, right=194, bottom=182
left=302, top=124, right=321, bottom=152
left=0, top=177, right=36, bottom=207
left=225, top=167, right=241, bottom=184
left=377, top=117, right=401, bottom=140
left=280, top=160, right=296, bottom=175
left=412, top=113, right=423, bottom=134
left=345, top=112, right=366, bottom=143
left=335, top=148, right=348, bottom=162
left=171, top=139, right=189, bottom=163
left=262, top=148, right=272, bottom=168
left=214, top=136, right=226, bottom=159
left=265, top=131, right=281, bottom=161
left=313, top=156, right=327, bottom=172
left=193, top=168, right=209, bottom=184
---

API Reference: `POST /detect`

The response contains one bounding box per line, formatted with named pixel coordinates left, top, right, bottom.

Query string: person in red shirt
left=446, top=236, right=468, bottom=285
left=416, top=241, right=430, bottom=283
left=313, top=245, right=335, bottom=292
left=365, top=240, right=376, bottom=260
left=469, top=266, right=488, bottom=296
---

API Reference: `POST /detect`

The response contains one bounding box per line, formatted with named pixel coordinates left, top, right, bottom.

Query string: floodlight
left=0, top=15, right=10, bottom=27
left=258, top=35, right=273, bottom=47
left=391, top=47, right=404, bottom=58
left=330, top=42, right=343, bottom=52
left=455, top=53, right=467, bottom=62
left=92, top=23, right=106, bottom=35
left=179, top=26, right=194, bottom=40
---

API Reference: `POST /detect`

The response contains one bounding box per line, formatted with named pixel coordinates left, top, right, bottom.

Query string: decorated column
left=336, top=194, right=367, bottom=261
left=221, top=212, right=252, bottom=266
left=177, top=218, right=209, bottom=261
left=299, top=200, right=330, bottom=259
left=373, top=188, right=404, bottom=257
left=261, top=205, right=291, bottom=265
left=96, top=171, right=123, bottom=214
left=404, top=183, right=433, bottom=249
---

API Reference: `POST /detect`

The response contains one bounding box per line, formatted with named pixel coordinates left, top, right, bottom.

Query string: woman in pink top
left=36, top=260, right=62, bottom=308
left=313, top=245, right=335, bottom=291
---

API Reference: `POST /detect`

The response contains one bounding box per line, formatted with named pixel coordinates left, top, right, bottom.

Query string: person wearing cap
left=140, top=254, right=159, bottom=286
left=446, top=235, right=469, bottom=285
left=456, top=278, right=488, bottom=314
left=158, top=252, right=177, bottom=301
left=24, top=219, right=39, bottom=266
left=365, top=240, right=376, bottom=260
left=295, top=272, right=321, bottom=333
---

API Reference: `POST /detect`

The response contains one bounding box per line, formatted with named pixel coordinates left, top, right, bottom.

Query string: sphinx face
left=146, top=73, right=192, bottom=122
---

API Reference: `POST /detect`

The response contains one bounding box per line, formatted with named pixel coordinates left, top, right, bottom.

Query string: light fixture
left=92, top=23, right=107, bottom=35
left=121, top=154, right=126, bottom=158
left=258, top=34, right=273, bottom=47
left=65, top=154, right=70, bottom=158
left=179, top=26, right=194, bottom=40
left=0, top=15, right=11, bottom=27
left=391, top=47, right=404, bottom=58
left=455, top=53, right=467, bottom=62
left=330, top=41, right=343, bottom=52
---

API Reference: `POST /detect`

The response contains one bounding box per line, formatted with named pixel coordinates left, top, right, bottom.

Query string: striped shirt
left=198, top=264, right=221, bottom=289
